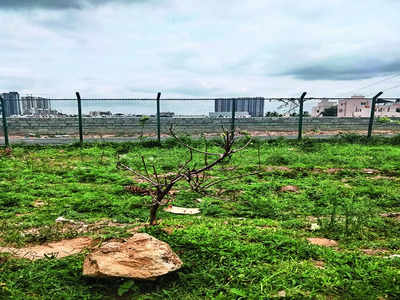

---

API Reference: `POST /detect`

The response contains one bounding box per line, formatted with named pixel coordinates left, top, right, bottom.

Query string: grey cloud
left=281, top=58, right=400, bottom=81
left=130, top=85, right=223, bottom=97
left=0, top=0, right=147, bottom=10
left=167, top=86, right=223, bottom=97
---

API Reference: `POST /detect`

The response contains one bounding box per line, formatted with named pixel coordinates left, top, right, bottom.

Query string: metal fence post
left=76, top=92, right=83, bottom=145
left=156, top=92, right=161, bottom=144
left=367, top=91, right=384, bottom=139
left=298, top=92, right=307, bottom=141
left=231, top=98, right=236, bottom=133
left=0, top=96, right=9, bottom=147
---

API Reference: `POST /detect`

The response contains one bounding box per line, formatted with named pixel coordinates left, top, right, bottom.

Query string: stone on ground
left=82, top=233, right=182, bottom=280
left=163, top=206, right=200, bottom=215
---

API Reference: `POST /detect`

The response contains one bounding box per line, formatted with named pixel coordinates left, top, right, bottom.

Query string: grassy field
left=0, top=135, right=399, bottom=299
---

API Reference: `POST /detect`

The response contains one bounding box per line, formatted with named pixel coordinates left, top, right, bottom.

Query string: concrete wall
left=2, top=117, right=400, bottom=136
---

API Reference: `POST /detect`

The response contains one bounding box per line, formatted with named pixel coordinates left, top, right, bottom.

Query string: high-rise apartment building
left=21, top=96, right=52, bottom=115
left=215, top=98, right=264, bottom=117
left=0, top=92, right=21, bottom=117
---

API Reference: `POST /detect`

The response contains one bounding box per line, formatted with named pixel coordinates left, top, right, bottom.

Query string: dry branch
left=117, top=127, right=252, bottom=225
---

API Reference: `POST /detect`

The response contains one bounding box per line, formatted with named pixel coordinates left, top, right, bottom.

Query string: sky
left=1, top=0, right=400, bottom=99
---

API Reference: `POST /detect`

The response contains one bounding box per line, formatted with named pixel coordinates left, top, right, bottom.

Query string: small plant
left=117, top=126, right=252, bottom=225
left=139, top=115, right=150, bottom=139
left=318, top=189, right=375, bottom=239
left=377, top=116, right=392, bottom=123
left=117, top=280, right=138, bottom=296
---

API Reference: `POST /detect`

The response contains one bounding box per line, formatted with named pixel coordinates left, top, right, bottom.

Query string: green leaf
left=117, top=280, right=135, bottom=296
left=230, top=288, right=246, bottom=297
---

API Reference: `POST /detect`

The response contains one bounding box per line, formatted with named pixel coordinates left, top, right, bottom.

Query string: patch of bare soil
left=124, top=185, right=152, bottom=195
left=371, top=175, right=398, bottom=180
left=32, top=200, right=46, bottom=208
left=21, top=218, right=143, bottom=239
left=324, top=168, right=344, bottom=174
left=131, top=176, right=149, bottom=184
left=280, top=185, right=299, bottom=193
left=306, top=216, right=318, bottom=223
left=0, top=237, right=95, bottom=260
left=362, top=168, right=380, bottom=174
left=15, top=213, right=31, bottom=217
left=380, top=212, right=400, bottom=221
left=307, top=237, right=338, bottom=247
left=263, top=166, right=292, bottom=172
left=162, top=227, right=175, bottom=235
left=360, top=249, right=388, bottom=256
left=311, top=260, right=325, bottom=269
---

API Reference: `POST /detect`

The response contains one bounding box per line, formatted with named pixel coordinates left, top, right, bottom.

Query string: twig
left=117, top=162, right=158, bottom=186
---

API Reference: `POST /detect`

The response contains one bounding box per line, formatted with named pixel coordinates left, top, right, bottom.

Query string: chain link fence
left=1, top=92, right=400, bottom=146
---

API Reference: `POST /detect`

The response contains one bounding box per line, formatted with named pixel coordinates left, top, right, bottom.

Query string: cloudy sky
left=1, top=0, right=400, bottom=98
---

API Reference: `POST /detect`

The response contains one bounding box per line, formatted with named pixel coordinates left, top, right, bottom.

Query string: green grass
left=0, top=136, right=400, bottom=299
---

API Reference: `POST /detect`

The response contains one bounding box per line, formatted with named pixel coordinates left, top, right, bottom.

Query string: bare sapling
left=117, top=126, right=252, bottom=225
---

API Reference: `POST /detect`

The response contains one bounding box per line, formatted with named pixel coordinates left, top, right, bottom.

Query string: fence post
left=231, top=98, right=236, bottom=133
left=76, top=92, right=83, bottom=145
left=367, top=91, right=384, bottom=139
left=0, top=96, right=9, bottom=147
left=156, top=92, right=161, bottom=144
left=297, top=92, right=307, bottom=141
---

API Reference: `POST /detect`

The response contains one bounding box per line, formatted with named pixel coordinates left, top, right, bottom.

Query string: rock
left=383, top=254, right=400, bottom=259
left=163, top=206, right=200, bottom=215
left=280, top=185, right=299, bottom=193
left=310, top=223, right=320, bottom=231
left=307, top=237, right=338, bottom=247
left=55, top=216, right=75, bottom=223
left=277, top=290, right=286, bottom=297
left=363, top=168, right=379, bottom=174
left=83, top=233, right=182, bottom=280
left=0, top=237, right=93, bottom=260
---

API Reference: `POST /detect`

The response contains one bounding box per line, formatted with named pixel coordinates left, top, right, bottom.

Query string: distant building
left=215, top=98, right=264, bottom=117
left=0, top=92, right=21, bottom=117
left=338, top=96, right=400, bottom=118
left=173, top=115, right=206, bottom=118
left=160, top=112, right=175, bottom=117
left=209, top=111, right=251, bottom=118
left=21, top=96, right=52, bottom=116
left=311, top=100, right=337, bottom=117
left=89, top=111, right=112, bottom=117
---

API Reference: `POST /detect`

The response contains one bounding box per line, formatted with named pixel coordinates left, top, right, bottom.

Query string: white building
left=338, top=96, right=400, bottom=118
left=311, top=100, right=337, bottom=117
left=89, top=111, right=112, bottom=117
left=21, top=96, right=52, bottom=116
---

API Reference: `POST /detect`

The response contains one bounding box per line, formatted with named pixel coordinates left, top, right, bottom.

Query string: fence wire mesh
left=1, top=95, right=400, bottom=146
